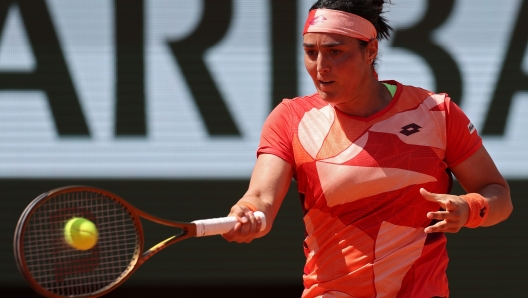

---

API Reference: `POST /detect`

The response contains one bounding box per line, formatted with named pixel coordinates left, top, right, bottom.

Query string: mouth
left=318, top=79, right=334, bottom=84
left=318, top=79, right=335, bottom=88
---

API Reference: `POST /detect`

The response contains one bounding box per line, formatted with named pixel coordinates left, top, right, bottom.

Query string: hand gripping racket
left=13, top=186, right=266, bottom=298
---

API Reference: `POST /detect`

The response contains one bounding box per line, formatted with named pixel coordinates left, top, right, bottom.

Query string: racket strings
left=21, top=191, right=140, bottom=297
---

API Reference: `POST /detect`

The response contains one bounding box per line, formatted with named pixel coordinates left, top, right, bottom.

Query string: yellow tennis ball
left=64, top=217, right=98, bottom=250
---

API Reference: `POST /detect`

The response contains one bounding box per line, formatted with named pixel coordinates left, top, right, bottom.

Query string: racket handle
left=193, top=211, right=266, bottom=237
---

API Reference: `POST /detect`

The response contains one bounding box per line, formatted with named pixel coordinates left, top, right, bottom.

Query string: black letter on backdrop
left=0, top=0, right=89, bottom=136
left=391, top=0, right=463, bottom=106
left=167, top=0, right=239, bottom=136
left=115, top=0, right=146, bottom=136
left=271, top=0, right=298, bottom=109
left=482, top=0, right=528, bottom=135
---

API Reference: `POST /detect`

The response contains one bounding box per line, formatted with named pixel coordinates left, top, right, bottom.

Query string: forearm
left=237, top=194, right=274, bottom=217
left=229, top=154, right=294, bottom=239
left=477, top=182, right=512, bottom=227
left=451, top=146, right=513, bottom=228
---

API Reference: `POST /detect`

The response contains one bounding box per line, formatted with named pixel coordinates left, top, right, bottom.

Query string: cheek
left=304, top=56, right=317, bottom=77
left=340, top=58, right=367, bottom=80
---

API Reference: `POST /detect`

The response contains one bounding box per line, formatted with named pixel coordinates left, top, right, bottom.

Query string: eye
left=331, top=49, right=341, bottom=55
left=305, top=50, right=317, bottom=57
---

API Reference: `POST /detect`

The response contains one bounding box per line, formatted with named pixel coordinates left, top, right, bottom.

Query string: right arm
left=222, top=153, right=294, bottom=243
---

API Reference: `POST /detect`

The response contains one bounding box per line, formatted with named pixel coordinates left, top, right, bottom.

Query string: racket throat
left=142, top=230, right=191, bottom=261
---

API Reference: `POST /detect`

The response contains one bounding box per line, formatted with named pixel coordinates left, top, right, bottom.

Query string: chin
left=317, top=91, right=338, bottom=104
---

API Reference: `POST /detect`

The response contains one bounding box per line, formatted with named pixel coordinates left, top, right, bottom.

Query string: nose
left=317, top=53, right=330, bottom=74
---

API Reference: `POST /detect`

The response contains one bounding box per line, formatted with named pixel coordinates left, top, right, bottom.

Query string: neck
left=334, top=79, right=392, bottom=118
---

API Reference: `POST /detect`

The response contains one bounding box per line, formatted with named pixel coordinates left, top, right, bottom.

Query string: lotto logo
left=468, top=123, right=476, bottom=134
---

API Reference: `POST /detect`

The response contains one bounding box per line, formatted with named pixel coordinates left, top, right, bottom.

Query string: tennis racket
left=14, top=185, right=266, bottom=298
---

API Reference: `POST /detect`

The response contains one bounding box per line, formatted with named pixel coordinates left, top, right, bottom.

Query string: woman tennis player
left=223, top=0, right=513, bottom=297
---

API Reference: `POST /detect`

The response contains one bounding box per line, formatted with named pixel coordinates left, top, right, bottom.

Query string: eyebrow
left=303, top=41, right=344, bottom=48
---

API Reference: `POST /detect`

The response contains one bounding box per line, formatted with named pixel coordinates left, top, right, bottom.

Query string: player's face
left=303, top=33, right=375, bottom=107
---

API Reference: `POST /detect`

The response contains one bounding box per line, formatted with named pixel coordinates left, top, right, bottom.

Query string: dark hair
left=309, top=0, right=393, bottom=41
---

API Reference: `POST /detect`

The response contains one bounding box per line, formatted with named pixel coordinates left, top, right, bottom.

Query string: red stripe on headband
left=303, top=9, right=377, bottom=42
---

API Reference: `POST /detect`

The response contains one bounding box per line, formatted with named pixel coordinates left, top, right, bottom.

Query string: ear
left=366, top=39, right=378, bottom=64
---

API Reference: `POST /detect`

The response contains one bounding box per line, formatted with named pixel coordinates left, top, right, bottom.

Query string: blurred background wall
left=1, top=0, right=527, bottom=296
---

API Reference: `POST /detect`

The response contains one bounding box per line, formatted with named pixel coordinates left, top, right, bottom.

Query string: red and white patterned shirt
left=257, top=81, right=482, bottom=298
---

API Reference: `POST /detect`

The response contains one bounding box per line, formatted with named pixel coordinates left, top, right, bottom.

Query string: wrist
left=236, top=201, right=258, bottom=212
left=460, top=193, right=489, bottom=228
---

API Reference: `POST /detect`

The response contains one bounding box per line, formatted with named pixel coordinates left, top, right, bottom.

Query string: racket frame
left=14, top=186, right=200, bottom=298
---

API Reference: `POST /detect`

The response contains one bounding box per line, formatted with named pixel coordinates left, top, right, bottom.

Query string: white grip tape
left=193, top=211, right=266, bottom=237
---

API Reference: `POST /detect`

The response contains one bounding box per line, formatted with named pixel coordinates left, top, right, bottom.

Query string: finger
left=425, top=220, right=462, bottom=233
left=224, top=206, right=257, bottom=242
left=229, top=205, right=249, bottom=224
left=246, top=211, right=258, bottom=233
left=239, top=214, right=252, bottom=237
left=426, top=210, right=450, bottom=220
left=242, top=211, right=266, bottom=243
left=424, top=220, right=447, bottom=233
left=223, top=205, right=258, bottom=243
left=420, top=188, right=437, bottom=202
left=420, top=188, right=447, bottom=209
left=443, top=199, right=458, bottom=212
left=221, top=222, right=242, bottom=242
left=425, top=225, right=460, bottom=234
left=428, top=209, right=464, bottom=226
left=240, top=212, right=256, bottom=243
left=251, top=213, right=262, bottom=234
left=255, top=213, right=263, bottom=233
left=233, top=221, right=242, bottom=232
